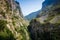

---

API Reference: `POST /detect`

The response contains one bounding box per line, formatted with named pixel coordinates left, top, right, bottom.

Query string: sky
left=16, top=0, right=44, bottom=16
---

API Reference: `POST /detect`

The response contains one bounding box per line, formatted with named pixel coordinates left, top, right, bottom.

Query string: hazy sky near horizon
left=16, top=0, right=44, bottom=16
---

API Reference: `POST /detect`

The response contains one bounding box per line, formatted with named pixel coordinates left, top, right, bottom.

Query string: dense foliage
left=28, top=19, right=60, bottom=40
left=0, top=20, right=16, bottom=40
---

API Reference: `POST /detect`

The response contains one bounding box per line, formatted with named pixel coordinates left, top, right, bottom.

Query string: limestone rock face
left=0, top=0, right=30, bottom=40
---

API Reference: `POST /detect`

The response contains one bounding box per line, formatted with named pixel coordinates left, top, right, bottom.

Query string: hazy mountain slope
left=37, top=0, right=60, bottom=23
left=25, top=10, right=40, bottom=21
left=28, top=0, right=60, bottom=40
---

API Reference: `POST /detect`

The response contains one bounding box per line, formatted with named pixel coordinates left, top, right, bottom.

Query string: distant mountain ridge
left=25, top=10, right=40, bottom=21
left=36, top=0, right=60, bottom=23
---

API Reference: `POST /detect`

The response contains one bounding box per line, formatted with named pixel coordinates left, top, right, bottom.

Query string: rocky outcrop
left=0, top=0, right=30, bottom=40
left=14, top=1, right=23, bottom=18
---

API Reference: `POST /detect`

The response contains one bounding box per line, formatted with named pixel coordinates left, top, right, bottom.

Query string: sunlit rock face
left=14, top=1, right=23, bottom=18
left=0, top=0, right=30, bottom=40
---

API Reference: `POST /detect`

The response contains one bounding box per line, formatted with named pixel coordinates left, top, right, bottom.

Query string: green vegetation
left=0, top=11, right=5, bottom=17
left=18, top=26, right=29, bottom=40
left=5, top=1, right=10, bottom=10
left=0, top=20, right=16, bottom=40
left=28, top=19, right=60, bottom=40
left=0, top=0, right=30, bottom=40
left=19, top=29, right=26, bottom=40
left=12, top=16, right=19, bottom=20
left=0, top=28, right=16, bottom=40
left=0, top=20, right=7, bottom=31
left=12, top=21, right=15, bottom=26
left=47, top=15, right=55, bottom=21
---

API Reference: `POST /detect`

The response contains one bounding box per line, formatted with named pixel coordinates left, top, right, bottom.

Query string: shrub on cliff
left=0, top=20, right=16, bottom=40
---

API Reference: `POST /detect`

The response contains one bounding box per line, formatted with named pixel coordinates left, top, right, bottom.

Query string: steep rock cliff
left=0, top=0, right=30, bottom=40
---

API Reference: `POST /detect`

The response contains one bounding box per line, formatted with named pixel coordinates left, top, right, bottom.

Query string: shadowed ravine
left=28, top=19, right=60, bottom=40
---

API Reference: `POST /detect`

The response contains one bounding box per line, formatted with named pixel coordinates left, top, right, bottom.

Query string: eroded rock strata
left=0, top=0, right=30, bottom=40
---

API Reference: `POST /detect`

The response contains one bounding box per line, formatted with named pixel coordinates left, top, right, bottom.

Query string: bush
left=0, top=20, right=16, bottom=40
left=0, top=20, right=7, bottom=31
left=0, top=27, right=16, bottom=40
